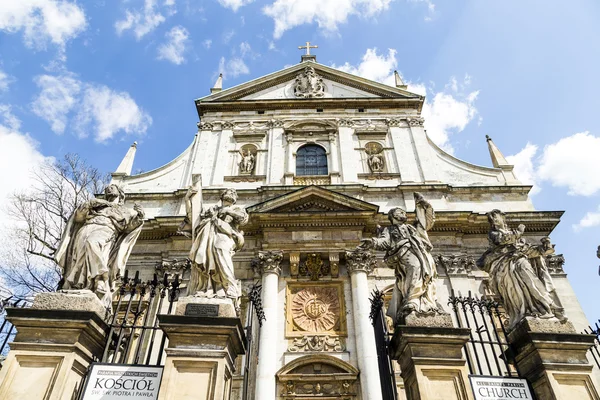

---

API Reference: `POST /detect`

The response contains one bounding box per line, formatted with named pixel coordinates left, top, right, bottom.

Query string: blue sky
left=1, top=0, right=600, bottom=322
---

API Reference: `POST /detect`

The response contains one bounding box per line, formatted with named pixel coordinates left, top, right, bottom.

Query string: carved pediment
left=247, top=186, right=379, bottom=214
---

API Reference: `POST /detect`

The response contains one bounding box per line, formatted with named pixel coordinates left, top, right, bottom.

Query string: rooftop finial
left=211, top=73, right=223, bottom=93
left=485, top=135, right=511, bottom=168
left=298, top=41, right=318, bottom=63
left=394, top=70, right=407, bottom=89
left=113, top=142, right=138, bottom=176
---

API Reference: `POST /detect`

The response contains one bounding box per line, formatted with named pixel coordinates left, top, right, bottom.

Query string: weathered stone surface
left=404, top=312, right=453, bottom=328
left=516, top=315, right=576, bottom=333
left=175, top=295, right=237, bottom=317
left=32, top=290, right=108, bottom=317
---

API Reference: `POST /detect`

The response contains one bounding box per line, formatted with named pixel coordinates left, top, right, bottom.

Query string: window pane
left=296, top=144, right=328, bottom=176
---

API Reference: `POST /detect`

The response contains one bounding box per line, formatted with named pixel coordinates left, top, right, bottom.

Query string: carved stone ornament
left=197, top=121, right=213, bottom=130
left=436, top=254, right=475, bottom=275
left=345, top=247, right=376, bottom=275
left=291, top=286, right=341, bottom=332
left=365, top=141, right=385, bottom=173
left=155, top=258, right=191, bottom=275
left=477, top=209, right=567, bottom=329
left=546, top=254, right=565, bottom=274
left=386, top=118, right=405, bottom=127
left=294, top=66, right=325, bottom=98
left=267, top=119, right=284, bottom=128
left=221, top=121, right=235, bottom=130
left=252, top=250, right=284, bottom=276
left=288, top=335, right=345, bottom=352
left=408, top=117, right=424, bottom=127
left=336, top=118, right=355, bottom=127
left=299, top=253, right=329, bottom=281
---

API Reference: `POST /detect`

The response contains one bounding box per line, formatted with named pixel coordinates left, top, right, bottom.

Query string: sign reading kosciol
left=82, top=364, right=163, bottom=400
left=470, top=376, right=534, bottom=400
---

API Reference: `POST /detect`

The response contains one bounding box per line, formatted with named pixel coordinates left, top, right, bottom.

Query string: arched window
left=296, top=144, right=328, bottom=176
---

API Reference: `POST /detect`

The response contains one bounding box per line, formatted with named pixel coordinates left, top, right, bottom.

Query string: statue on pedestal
left=186, top=187, right=248, bottom=307
left=55, top=184, right=144, bottom=308
left=359, top=192, right=442, bottom=325
left=239, top=149, right=255, bottom=174
left=477, top=209, right=566, bottom=329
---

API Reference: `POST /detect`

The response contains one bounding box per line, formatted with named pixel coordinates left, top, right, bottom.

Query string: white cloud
left=31, top=74, right=81, bottom=134
left=537, top=131, right=600, bottom=197
left=75, top=85, right=152, bottom=142
left=219, top=57, right=250, bottom=78
left=263, top=0, right=391, bottom=39
left=0, top=0, right=86, bottom=49
left=240, top=41, right=252, bottom=57
left=218, top=0, right=254, bottom=12
left=333, top=48, right=479, bottom=152
left=573, top=206, right=600, bottom=231
left=0, top=69, right=11, bottom=92
left=115, top=0, right=166, bottom=39
left=202, top=39, right=212, bottom=49
left=0, top=105, right=54, bottom=233
left=31, top=73, right=151, bottom=142
left=157, top=26, right=189, bottom=65
left=333, top=48, right=397, bottom=85
left=506, top=142, right=540, bottom=195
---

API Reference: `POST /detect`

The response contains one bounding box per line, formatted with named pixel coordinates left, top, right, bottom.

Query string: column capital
left=345, top=248, right=376, bottom=275
left=252, top=250, right=284, bottom=276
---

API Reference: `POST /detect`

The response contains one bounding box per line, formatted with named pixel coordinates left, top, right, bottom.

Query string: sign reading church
left=82, top=364, right=163, bottom=400
left=0, top=43, right=597, bottom=400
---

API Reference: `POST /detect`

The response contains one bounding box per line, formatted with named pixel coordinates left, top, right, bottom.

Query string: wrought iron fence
left=583, top=320, right=600, bottom=370
left=448, top=290, right=520, bottom=377
left=242, top=284, right=264, bottom=400
left=101, top=271, right=180, bottom=366
left=370, top=289, right=398, bottom=400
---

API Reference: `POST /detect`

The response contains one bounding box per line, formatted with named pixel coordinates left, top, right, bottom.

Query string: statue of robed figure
left=360, top=192, right=442, bottom=325
left=477, top=209, right=566, bottom=329
left=55, top=184, right=144, bottom=308
left=182, top=180, right=248, bottom=306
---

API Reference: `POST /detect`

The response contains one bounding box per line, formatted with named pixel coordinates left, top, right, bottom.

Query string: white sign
left=470, top=376, right=534, bottom=400
left=82, top=364, right=163, bottom=400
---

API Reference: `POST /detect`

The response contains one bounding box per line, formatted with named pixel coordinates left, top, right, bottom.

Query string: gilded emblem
left=291, top=286, right=340, bottom=332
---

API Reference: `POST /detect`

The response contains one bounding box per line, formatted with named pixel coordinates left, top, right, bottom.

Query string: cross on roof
left=298, top=41, right=318, bottom=55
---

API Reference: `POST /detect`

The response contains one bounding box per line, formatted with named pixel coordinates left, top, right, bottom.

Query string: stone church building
left=106, top=52, right=595, bottom=400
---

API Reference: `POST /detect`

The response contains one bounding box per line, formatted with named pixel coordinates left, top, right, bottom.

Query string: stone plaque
left=184, top=303, right=219, bottom=317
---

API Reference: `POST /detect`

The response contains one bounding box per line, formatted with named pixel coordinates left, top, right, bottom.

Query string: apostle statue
left=186, top=187, right=248, bottom=307
left=477, top=209, right=566, bottom=329
left=359, top=192, right=442, bottom=324
left=239, top=149, right=255, bottom=174
left=55, top=184, right=144, bottom=308
left=367, top=152, right=385, bottom=173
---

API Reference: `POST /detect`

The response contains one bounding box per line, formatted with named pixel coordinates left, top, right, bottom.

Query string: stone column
left=337, top=120, right=358, bottom=182
left=508, top=317, right=600, bottom=400
left=157, top=310, right=246, bottom=400
left=328, top=132, right=340, bottom=183
left=0, top=293, right=108, bottom=400
left=284, top=133, right=294, bottom=184
left=253, top=250, right=283, bottom=400
left=345, top=248, right=383, bottom=400
left=389, top=323, right=473, bottom=400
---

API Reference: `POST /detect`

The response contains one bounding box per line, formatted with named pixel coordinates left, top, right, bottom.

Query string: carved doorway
left=276, top=355, right=359, bottom=399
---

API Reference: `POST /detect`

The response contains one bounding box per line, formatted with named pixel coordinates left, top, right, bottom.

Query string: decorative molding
left=294, top=66, right=326, bottom=98
left=221, top=121, right=235, bottom=130
left=155, top=258, right=191, bottom=276
left=436, top=254, right=476, bottom=275
left=386, top=117, right=406, bottom=127
left=408, top=117, right=425, bottom=127
left=197, top=122, right=214, bottom=131
left=224, top=175, right=266, bottom=183
left=336, top=118, right=355, bottom=127
left=293, top=176, right=331, bottom=186
left=299, top=253, right=329, bottom=281
left=267, top=119, right=284, bottom=128
left=329, top=252, right=340, bottom=278
left=345, top=248, right=377, bottom=275
left=357, top=172, right=401, bottom=180
left=252, top=250, right=283, bottom=276
left=288, top=335, right=346, bottom=352
left=546, top=254, right=565, bottom=275
left=290, top=252, right=300, bottom=277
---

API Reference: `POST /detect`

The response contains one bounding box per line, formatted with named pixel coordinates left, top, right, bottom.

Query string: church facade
left=109, top=53, right=595, bottom=400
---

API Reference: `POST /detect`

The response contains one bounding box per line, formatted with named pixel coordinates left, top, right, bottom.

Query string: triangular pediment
left=247, top=186, right=379, bottom=214
left=197, top=62, right=422, bottom=103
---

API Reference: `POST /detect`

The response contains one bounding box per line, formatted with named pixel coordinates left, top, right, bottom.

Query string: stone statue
left=187, top=188, right=248, bottom=306
left=239, top=149, right=255, bottom=174
left=477, top=209, right=566, bottom=329
left=359, top=192, right=442, bottom=324
left=367, top=152, right=385, bottom=172
left=54, top=184, right=144, bottom=308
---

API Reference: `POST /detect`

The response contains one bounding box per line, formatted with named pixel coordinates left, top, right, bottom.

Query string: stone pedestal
left=0, top=304, right=108, bottom=400
left=508, top=317, right=600, bottom=400
left=157, top=314, right=246, bottom=400
left=390, top=321, right=474, bottom=400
